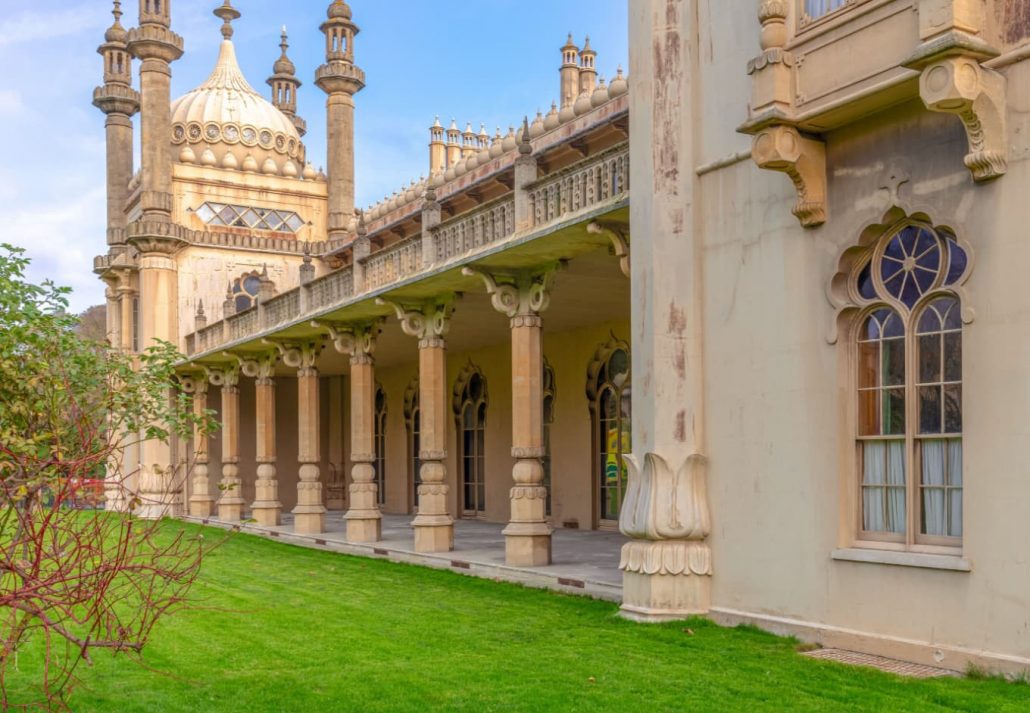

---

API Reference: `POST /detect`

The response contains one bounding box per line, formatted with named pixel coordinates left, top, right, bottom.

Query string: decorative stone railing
left=528, top=145, right=630, bottom=228
left=433, top=197, right=516, bottom=264
left=363, top=238, right=423, bottom=291
left=184, top=141, right=628, bottom=358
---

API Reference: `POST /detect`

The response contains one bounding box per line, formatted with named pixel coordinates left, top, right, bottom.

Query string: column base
left=137, top=500, right=171, bottom=521
left=189, top=498, right=214, bottom=518
left=413, top=522, right=454, bottom=553
left=503, top=522, right=552, bottom=566
left=251, top=504, right=282, bottom=527
left=218, top=502, right=244, bottom=523
left=345, top=514, right=382, bottom=543
left=293, top=510, right=326, bottom=535
left=619, top=540, right=712, bottom=621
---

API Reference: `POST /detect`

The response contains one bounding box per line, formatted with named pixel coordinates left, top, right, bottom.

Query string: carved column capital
left=377, top=297, right=455, bottom=344
left=204, top=364, right=240, bottom=391
left=751, top=125, right=827, bottom=228
left=314, top=319, right=382, bottom=364
left=237, top=351, right=279, bottom=384
left=264, top=339, right=322, bottom=376
left=918, top=56, right=1007, bottom=182
left=462, top=265, right=561, bottom=319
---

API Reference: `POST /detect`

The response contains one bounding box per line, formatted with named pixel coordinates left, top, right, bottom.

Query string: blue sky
left=0, top=0, right=627, bottom=312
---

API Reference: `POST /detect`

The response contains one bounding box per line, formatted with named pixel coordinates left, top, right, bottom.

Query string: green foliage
left=0, top=243, right=214, bottom=496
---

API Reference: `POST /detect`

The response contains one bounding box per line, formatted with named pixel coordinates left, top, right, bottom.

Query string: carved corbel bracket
left=587, top=221, right=630, bottom=277
left=461, top=264, right=561, bottom=318
left=918, top=56, right=1007, bottom=182
left=376, top=298, right=455, bottom=341
left=204, top=363, right=240, bottom=389
left=312, top=319, right=383, bottom=359
left=262, top=339, right=322, bottom=373
left=751, top=125, right=827, bottom=228
left=236, top=351, right=278, bottom=382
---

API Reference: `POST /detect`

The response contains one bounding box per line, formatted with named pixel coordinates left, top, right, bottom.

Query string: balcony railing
left=433, top=197, right=515, bottom=264
left=364, top=238, right=423, bottom=291
left=184, top=140, right=628, bottom=357
left=529, top=145, right=630, bottom=228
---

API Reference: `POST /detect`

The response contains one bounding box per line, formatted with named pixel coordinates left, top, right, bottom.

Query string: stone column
left=513, top=121, right=539, bottom=233
left=620, top=0, right=712, bottom=621
left=241, top=352, right=282, bottom=526
left=276, top=342, right=326, bottom=535
left=464, top=268, right=557, bottom=566
left=116, top=276, right=136, bottom=352
left=209, top=365, right=244, bottom=522
left=326, top=323, right=383, bottom=542
left=186, top=376, right=214, bottom=518
left=379, top=299, right=455, bottom=552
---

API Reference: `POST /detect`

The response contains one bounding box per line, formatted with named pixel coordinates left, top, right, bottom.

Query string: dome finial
left=112, top=0, right=123, bottom=25
left=213, top=1, right=241, bottom=40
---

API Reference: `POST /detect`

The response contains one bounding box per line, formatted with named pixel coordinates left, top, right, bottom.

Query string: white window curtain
left=863, top=440, right=906, bottom=534
left=921, top=439, right=963, bottom=537
left=805, top=0, right=848, bottom=19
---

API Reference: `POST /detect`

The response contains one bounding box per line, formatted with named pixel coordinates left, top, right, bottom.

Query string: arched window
left=846, top=220, right=969, bottom=546
left=542, top=360, right=556, bottom=518
left=374, top=384, right=387, bottom=508
left=232, top=272, right=262, bottom=312
left=454, top=365, right=488, bottom=517
left=404, top=379, right=420, bottom=513
left=587, top=337, right=632, bottom=528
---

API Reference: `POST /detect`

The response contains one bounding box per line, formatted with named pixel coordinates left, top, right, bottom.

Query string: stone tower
left=315, top=0, right=366, bottom=241
left=93, top=1, right=140, bottom=247
left=559, top=34, right=580, bottom=122
left=429, top=116, right=446, bottom=175
left=268, top=27, right=307, bottom=137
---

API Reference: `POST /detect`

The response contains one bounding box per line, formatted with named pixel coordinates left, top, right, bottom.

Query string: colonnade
left=185, top=268, right=557, bottom=567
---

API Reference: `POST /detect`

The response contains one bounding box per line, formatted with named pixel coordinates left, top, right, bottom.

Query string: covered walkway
left=185, top=513, right=625, bottom=602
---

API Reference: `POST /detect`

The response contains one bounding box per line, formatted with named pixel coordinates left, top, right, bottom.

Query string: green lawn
left=13, top=522, right=1030, bottom=712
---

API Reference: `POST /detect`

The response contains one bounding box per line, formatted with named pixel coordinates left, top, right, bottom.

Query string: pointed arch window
left=404, top=379, right=420, bottom=513
left=232, top=272, right=263, bottom=313
left=374, top=384, right=387, bottom=508
left=847, top=221, right=969, bottom=547
left=587, top=338, right=632, bottom=529
left=454, top=366, right=488, bottom=517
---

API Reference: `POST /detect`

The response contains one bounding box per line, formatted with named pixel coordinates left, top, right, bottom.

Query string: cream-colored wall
left=692, top=3, right=1030, bottom=668
left=175, top=245, right=307, bottom=340
left=172, top=164, right=328, bottom=243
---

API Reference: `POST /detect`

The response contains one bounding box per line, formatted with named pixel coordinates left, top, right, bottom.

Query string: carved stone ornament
left=751, top=125, right=827, bottom=227
left=376, top=298, right=454, bottom=341
left=204, top=364, right=240, bottom=390
left=918, top=57, right=1007, bottom=182
left=313, top=320, right=382, bottom=359
left=619, top=452, right=711, bottom=543
left=462, top=266, right=559, bottom=318
left=263, top=339, right=322, bottom=373
left=587, top=221, right=630, bottom=277
left=237, top=351, right=278, bottom=382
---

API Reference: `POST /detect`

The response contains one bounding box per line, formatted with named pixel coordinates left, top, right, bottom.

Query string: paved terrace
left=185, top=513, right=625, bottom=602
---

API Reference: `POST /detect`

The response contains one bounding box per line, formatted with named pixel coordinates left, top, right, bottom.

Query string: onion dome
left=170, top=2, right=305, bottom=175
left=328, top=0, right=353, bottom=19
left=609, top=66, right=628, bottom=98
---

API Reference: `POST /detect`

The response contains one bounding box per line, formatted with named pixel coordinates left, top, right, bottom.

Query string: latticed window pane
left=193, top=202, right=305, bottom=234
left=805, top=0, right=848, bottom=19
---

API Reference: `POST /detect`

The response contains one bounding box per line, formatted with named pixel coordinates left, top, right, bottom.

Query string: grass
left=10, top=521, right=1030, bottom=712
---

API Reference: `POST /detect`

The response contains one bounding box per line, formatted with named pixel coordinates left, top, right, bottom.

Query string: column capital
left=377, top=297, right=456, bottom=345
left=204, top=363, right=240, bottom=390
left=313, top=319, right=382, bottom=363
left=264, top=339, right=323, bottom=375
left=462, top=264, right=562, bottom=319
left=236, top=350, right=279, bottom=384
left=177, top=371, right=209, bottom=396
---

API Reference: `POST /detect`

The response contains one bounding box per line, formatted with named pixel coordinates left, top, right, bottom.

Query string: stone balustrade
left=183, top=140, right=628, bottom=357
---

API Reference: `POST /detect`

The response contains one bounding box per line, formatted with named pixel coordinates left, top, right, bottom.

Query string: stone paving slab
left=184, top=513, right=626, bottom=603
left=802, top=648, right=960, bottom=678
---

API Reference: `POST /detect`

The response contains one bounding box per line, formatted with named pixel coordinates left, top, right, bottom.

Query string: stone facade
left=92, top=0, right=1030, bottom=677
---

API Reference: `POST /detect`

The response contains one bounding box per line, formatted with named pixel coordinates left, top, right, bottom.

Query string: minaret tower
left=559, top=34, right=581, bottom=119
left=126, top=0, right=184, bottom=223
left=446, top=119, right=462, bottom=168
left=93, top=1, right=140, bottom=247
left=579, top=36, right=598, bottom=96
left=268, top=27, right=307, bottom=137
left=315, top=0, right=366, bottom=240
left=429, top=116, right=446, bottom=175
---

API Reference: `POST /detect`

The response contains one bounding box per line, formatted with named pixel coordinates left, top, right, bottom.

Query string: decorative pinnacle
left=280, top=26, right=289, bottom=54
left=196, top=299, right=205, bottom=317
left=214, top=1, right=241, bottom=40
left=519, top=116, right=532, bottom=155
left=112, top=0, right=123, bottom=24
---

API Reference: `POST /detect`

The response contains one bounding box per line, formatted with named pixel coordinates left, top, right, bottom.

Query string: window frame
left=841, top=218, right=970, bottom=554
left=453, top=365, right=488, bottom=518
left=373, top=383, right=387, bottom=508
left=796, top=0, right=875, bottom=33
left=404, top=378, right=420, bottom=514
left=586, top=337, right=632, bottom=531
